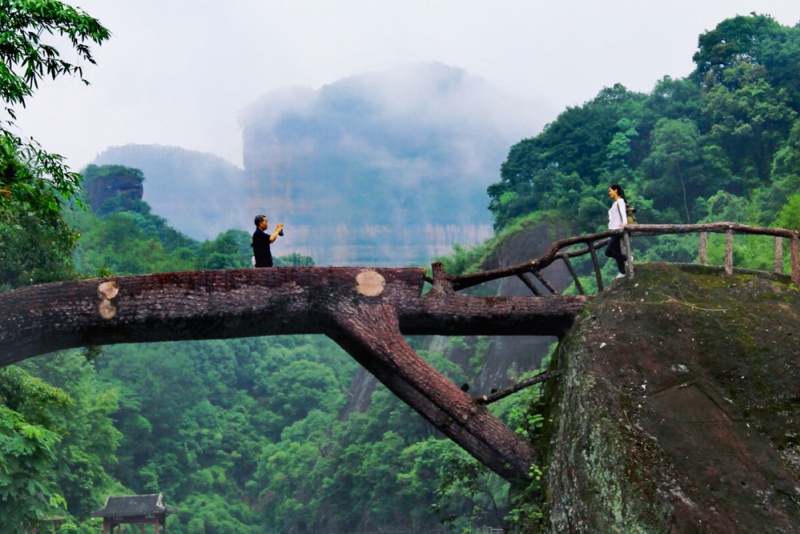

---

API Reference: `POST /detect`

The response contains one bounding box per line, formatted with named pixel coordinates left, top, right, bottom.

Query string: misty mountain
left=91, top=144, right=246, bottom=241
left=240, top=62, right=550, bottom=265
left=92, top=62, right=551, bottom=264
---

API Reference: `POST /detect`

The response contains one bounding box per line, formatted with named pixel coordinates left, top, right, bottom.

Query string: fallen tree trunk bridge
left=0, top=266, right=586, bottom=482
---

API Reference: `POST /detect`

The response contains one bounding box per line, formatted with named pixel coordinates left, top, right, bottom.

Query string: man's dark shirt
left=252, top=228, right=273, bottom=267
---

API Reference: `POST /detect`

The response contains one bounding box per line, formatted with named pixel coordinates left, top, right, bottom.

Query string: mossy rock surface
left=545, top=263, right=800, bottom=533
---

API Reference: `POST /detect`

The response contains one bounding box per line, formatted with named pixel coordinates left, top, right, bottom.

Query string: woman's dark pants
left=605, top=234, right=626, bottom=274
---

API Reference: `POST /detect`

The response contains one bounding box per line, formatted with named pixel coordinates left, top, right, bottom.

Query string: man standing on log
left=251, top=214, right=284, bottom=267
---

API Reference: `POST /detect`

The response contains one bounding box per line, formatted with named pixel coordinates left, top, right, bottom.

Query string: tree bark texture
left=0, top=266, right=588, bottom=481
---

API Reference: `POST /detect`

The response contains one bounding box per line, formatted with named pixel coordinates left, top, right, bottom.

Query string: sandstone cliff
left=545, top=263, right=800, bottom=532
left=83, top=164, right=144, bottom=213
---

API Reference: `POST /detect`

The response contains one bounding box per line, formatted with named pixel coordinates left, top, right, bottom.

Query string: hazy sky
left=14, top=1, right=800, bottom=170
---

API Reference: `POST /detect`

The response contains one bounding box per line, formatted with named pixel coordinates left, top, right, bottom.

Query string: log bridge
left=0, top=264, right=586, bottom=482
left=1, top=222, right=796, bottom=482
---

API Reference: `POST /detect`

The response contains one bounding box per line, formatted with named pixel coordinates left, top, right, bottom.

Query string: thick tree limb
left=0, top=267, right=587, bottom=366
left=328, top=301, right=537, bottom=481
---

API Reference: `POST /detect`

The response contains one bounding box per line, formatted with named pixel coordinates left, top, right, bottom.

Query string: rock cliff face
left=84, top=166, right=144, bottom=213
left=545, top=263, right=800, bottom=532
left=452, top=218, right=574, bottom=395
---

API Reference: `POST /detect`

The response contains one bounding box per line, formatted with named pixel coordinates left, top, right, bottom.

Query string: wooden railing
left=429, top=223, right=800, bottom=296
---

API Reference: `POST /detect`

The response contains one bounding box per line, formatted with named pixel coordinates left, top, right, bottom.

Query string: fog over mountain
left=93, top=62, right=550, bottom=263
left=241, top=62, right=549, bottom=265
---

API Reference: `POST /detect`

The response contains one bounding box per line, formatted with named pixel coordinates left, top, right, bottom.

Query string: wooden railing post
left=623, top=231, right=634, bottom=278
left=587, top=240, right=604, bottom=292
left=560, top=255, right=585, bottom=295
left=725, top=229, right=734, bottom=275
left=699, top=232, right=708, bottom=266
left=792, top=233, right=799, bottom=285
left=774, top=236, right=783, bottom=274
left=532, top=270, right=559, bottom=295
left=516, top=273, right=542, bottom=297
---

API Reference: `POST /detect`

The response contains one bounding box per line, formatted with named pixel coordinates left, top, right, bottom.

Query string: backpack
left=626, top=204, right=637, bottom=225
left=617, top=201, right=637, bottom=225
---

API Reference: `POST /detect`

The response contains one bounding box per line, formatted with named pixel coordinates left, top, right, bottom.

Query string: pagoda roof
left=92, top=494, right=176, bottom=518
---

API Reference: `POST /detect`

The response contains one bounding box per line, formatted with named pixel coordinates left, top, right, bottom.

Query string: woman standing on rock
left=605, top=184, right=628, bottom=279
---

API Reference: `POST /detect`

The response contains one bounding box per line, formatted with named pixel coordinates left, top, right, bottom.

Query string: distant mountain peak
left=92, top=64, right=553, bottom=264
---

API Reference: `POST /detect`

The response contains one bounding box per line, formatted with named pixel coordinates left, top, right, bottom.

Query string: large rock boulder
left=545, top=263, right=800, bottom=532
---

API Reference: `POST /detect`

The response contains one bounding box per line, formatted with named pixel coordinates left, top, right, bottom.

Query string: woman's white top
left=608, top=198, right=627, bottom=230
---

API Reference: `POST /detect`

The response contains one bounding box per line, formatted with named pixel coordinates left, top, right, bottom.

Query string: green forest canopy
left=488, top=13, right=800, bottom=240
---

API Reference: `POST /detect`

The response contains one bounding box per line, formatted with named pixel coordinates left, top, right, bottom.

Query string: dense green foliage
left=0, top=2, right=110, bottom=530
left=0, top=140, right=81, bottom=289
left=488, top=14, right=800, bottom=247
